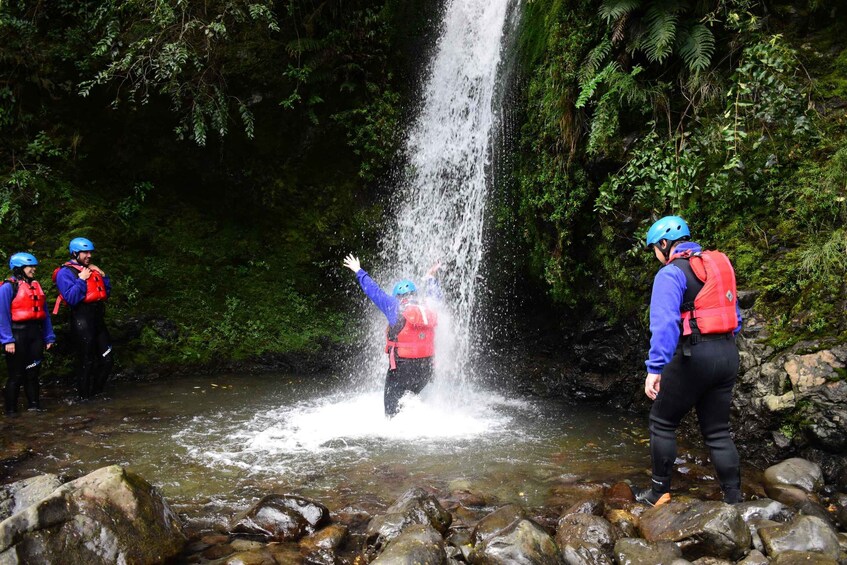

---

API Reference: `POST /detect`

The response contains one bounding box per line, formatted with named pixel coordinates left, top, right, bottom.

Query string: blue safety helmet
left=69, top=237, right=95, bottom=255
left=9, top=252, right=38, bottom=270
left=392, top=279, right=417, bottom=297
left=645, top=216, right=690, bottom=249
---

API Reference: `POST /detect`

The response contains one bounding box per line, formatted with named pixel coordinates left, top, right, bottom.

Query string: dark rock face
left=365, top=488, right=452, bottom=559
left=371, top=524, right=446, bottom=565
left=468, top=518, right=562, bottom=565
left=758, top=515, right=841, bottom=560
left=0, top=465, right=185, bottom=564
left=613, top=537, right=682, bottom=565
left=638, top=500, right=751, bottom=560
left=770, top=550, right=840, bottom=564
left=736, top=498, right=796, bottom=524
left=560, top=540, right=615, bottom=565
left=230, top=494, right=330, bottom=542
left=299, top=523, right=348, bottom=564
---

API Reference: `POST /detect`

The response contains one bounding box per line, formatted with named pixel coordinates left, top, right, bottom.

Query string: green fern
left=677, top=23, right=715, bottom=72
left=643, top=4, right=679, bottom=63
left=580, top=38, right=613, bottom=84
left=599, top=0, right=642, bottom=24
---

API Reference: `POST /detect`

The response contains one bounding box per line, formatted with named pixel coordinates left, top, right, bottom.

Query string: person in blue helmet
left=636, top=216, right=744, bottom=506
left=53, top=237, right=113, bottom=399
left=1, top=253, right=56, bottom=414
left=343, top=253, right=441, bottom=417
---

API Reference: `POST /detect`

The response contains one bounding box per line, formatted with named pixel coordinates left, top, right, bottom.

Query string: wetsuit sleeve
left=645, top=265, right=686, bottom=374
left=103, top=274, right=112, bottom=298
left=734, top=300, right=742, bottom=335
left=55, top=267, right=88, bottom=307
left=0, top=283, right=14, bottom=344
left=423, top=275, right=443, bottom=301
left=42, top=310, right=56, bottom=344
left=356, top=269, right=399, bottom=326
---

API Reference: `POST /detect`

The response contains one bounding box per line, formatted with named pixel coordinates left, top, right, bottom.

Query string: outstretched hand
left=343, top=254, right=361, bottom=273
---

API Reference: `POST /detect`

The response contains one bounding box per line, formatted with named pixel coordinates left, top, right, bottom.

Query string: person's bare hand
left=78, top=267, right=92, bottom=281
left=4, top=343, right=15, bottom=354
left=88, top=264, right=104, bottom=276
left=343, top=254, right=361, bottom=273
left=645, top=373, right=661, bottom=400
left=45, top=343, right=54, bottom=351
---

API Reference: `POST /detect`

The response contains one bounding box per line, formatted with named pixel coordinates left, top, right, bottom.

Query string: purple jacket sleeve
left=646, top=264, right=686, bottom=374
left=0, top=283, right=14, bottom=344
left=55, top=266, right=88, bottom=307
left=356, top=269, right=399, bottom=326
left=42, top=310, right=56, bottom=344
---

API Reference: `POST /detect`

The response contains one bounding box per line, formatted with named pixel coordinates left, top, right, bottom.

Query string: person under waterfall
left=343, top=254, right=441, bottom=417
left=637, top=216, right=743, bottom=506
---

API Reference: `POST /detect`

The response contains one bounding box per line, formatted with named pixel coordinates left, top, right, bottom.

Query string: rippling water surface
left=3, top=374, right=661, bottom=527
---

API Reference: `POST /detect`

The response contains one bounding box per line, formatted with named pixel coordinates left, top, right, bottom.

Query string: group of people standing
left=1, top=237, right=113, bottom=415
left=345, top=215, right=744, bottom=505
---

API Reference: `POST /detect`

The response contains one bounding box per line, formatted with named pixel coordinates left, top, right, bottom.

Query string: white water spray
left=371, top=0, right=519, bottom=387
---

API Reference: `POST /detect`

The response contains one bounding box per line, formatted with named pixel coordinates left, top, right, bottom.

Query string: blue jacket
left=0, top=279, right=56, bottom=345
left=55, top=262, right=112, bottom=308
left=646, top=241, right=742, bottom=374
left=356, top=269, right=441, bottom=326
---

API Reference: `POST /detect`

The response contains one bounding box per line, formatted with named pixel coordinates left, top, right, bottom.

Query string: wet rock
left=204, top=543, right=235, bottom=559
left=690, top=558, right=733, bottom=565
left=0, top=465, right=185, bottom=564
left=563, top=498, right=605, bottom=516
left=758, top=515, right=840, bottom=559
left=770, top=551, right=839, bottom=564
left=764, top=458, right=824, bottom=494
left=365, top=488, right=452, bottom=559
left=613, top=537, right=682, bottom=565
left=471, top=504, right=525, bottom=546
left=0, top=474, right=62, bottom=521
left=447, top=529, right=473, bottom=561
left=231, top=539, right=266, bottom=552
left=225, top=548, right=276, bottom=564
left=231, top=495, right=330, bottom=542
left=639, top=500, right=751, bottom=560
left=736, top=499, right=795, bottom=524
left=371, top=524, right=445, bottom=565
left=605, top=508, right=638, bottom=538
left=834, top=493, right=847, bottom=528
left=606, top=483, right=635, bottom=507
left=468, top=518, right=562, bottom=565
left=749, top=518, right=780, bottom=553
left=555, top=513, right=616, bottom=556
left=784, top=349, right=845, bottom=393
left=764, top=483, right=811, bottom=507
left=299, top=523, right=347, bottom=564
left=737, top=549, right=769, bottom=564
left=560, top=540, right=614, bottom=565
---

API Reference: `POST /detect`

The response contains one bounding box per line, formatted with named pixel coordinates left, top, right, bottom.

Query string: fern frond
left=580, top=39, right=613, bottom=84
left=643, top=4, right=679, bottom=63
left=576, top=62, right=620, bottom=108
left=599, top=0, right=641, bottom=24
left=286, top=37, right=325, bottom=57
left=677, top=23, right=715, bottom=72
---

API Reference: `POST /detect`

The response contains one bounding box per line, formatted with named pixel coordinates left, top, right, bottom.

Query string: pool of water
left=2, top=374, right=667, bottom=529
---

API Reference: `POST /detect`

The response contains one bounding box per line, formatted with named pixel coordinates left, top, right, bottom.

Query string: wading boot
left=634, top=487, right=671, bottom=507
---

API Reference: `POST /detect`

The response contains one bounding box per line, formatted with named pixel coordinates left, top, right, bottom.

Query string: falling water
left=373, top=0, right=520, bottom=386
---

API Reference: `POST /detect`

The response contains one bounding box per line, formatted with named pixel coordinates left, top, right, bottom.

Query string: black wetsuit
left=384, top=357, right=433, bottom=416
left=647, top=257, right=742, bottom=502
left=69, top=301, right=113, bottom=398
left=4, top=321, right=44, bottom=413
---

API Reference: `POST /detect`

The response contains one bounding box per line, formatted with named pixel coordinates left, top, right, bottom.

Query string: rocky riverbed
left=1, top=456, right=845, bottom=564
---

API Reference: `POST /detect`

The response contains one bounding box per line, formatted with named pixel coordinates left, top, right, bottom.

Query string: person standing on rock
left=1, top=253, right=56, bottom=414
left=638, top=216, right=743, bottom=505
left=53, top=237, right=113, bottom=399
left=343, top=254, right=441, bottom=417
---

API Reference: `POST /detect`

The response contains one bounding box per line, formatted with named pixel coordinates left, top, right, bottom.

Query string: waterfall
left=370, top=0, right=519, bottom=388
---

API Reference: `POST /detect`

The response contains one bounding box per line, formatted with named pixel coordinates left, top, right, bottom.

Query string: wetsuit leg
left=694, top=339, right=741, bottom=500
left=70, top=306, right=97, bottom=399
left=20, top=323, right=44, bottom=409
left=648, top=352, right=701, bottom=496
left=383, top=358, right=434, bottom=416
left=91, top=312, right=113, bottom=395
left=4, top=337, right=24, bottom=414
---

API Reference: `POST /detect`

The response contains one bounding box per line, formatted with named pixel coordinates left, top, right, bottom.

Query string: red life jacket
left=669, top=249, right=738, bottom=336
left=51, top=262, right=108, bottom=314
left=385, top=302, right=437, bottom=369
left=5, top=278, right=47, bottom=322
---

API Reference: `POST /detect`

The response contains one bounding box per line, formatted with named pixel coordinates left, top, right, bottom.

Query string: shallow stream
left=1, top=374, right=714, bottom=530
